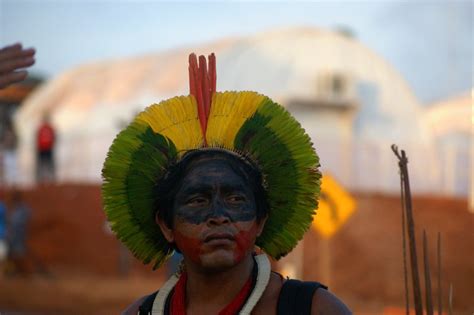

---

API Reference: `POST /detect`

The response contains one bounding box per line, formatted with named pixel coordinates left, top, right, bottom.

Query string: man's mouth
left=204, top=233, right=235, bottom=245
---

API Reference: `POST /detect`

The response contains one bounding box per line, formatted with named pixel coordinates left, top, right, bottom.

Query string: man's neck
left=183, top=254, right=254, bottom=314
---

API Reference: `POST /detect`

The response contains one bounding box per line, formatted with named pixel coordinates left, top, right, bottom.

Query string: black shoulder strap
left=277, top=279, right=328, bottom=315
left=138, top=291, right=158, bottom=315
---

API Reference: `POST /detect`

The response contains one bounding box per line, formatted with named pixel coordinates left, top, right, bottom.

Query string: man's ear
left=256, top=215, right=268, bottom=237
left=155, top=212, right=174, bottom=243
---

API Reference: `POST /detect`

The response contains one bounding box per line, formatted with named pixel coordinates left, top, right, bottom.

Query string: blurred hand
left=0, top=43, right=36, bottom=89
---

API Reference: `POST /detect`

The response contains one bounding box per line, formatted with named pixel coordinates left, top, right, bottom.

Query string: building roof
left=423, top=92, right=472, bottom=137
left=14, top=27, right=433, bottom=190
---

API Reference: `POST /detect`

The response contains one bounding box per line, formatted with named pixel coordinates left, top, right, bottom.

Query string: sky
left=0, top=0, right=472, bottom=105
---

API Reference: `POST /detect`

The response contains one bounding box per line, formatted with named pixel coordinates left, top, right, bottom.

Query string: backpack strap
left=277, top=279, right=328, bottom=315
left=138, top=291, right=158, bottom=315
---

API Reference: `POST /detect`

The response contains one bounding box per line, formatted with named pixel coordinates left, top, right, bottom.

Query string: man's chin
left=198, top=249, right=237, bottom=271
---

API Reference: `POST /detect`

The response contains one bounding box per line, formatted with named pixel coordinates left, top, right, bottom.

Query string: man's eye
left=228, top=195, right=246, bottom=203
left=187, top=197, right=208, bottom=206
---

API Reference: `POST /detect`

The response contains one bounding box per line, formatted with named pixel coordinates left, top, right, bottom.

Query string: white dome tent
left=422, top=93, right=472, bottom=198
left=15, top=27, right=453, bottom=195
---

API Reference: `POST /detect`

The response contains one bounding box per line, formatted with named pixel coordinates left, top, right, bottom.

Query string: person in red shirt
left=36, top=115, right=55, bottom=182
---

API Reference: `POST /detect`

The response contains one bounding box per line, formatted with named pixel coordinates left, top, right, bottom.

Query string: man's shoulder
left=272, top=277, right=351, bottom=315
left=312, top=287, right=352, bottom=315
left=261, top=274, right=351, bottom=315
left=120, top=277, right=352, bottom=315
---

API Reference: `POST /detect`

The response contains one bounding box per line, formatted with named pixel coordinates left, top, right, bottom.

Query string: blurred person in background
left=36, top=114, right=56, bottom=183
left=6, top=190, right=31, bottom=276
left=0, top=43, right=35, bottom=185
left=0, top=191, right=7, bottom=278
left=0, top=43, right=35, bottom=89
left=1, top=120, right=18, bottom=186
left=0, top=42, right=32, bottom=274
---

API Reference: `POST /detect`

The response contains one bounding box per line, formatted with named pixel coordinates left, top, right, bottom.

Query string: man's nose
left=207, top=199, right=231, bottom=225
left=208, top=215, right=230, bottom=225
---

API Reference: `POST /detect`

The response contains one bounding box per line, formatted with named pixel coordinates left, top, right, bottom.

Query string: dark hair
left=155, top=149, right=269, bottom=228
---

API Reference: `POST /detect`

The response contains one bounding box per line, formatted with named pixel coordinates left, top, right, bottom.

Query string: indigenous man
left=102, top=53, right=351, bottom=314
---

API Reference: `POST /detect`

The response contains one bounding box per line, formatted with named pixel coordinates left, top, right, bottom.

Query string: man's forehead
left=179, top=159, right=250, bottom=190
left=179, top=181, right=249, bottom=195
left=185, top=161, right=243, bottom=180
left=186, top=157, right=239, bottom=174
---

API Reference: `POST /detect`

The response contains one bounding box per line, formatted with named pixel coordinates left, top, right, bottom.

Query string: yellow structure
left=312, top=174, right=356, bottom=238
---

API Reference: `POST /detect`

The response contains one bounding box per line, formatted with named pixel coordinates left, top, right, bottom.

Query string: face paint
left=173, top=229, right=202, bottom=264
left=173, top=219, right=261, bottom=267
left=170, top=159, right=262, bottom=268
left=173, top=160, right=257, bottom=225
left=233, top=222, right=258, bottom=263
left=174, top=190, right=256, bottom=224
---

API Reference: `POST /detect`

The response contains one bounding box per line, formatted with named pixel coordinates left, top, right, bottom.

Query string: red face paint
left=171, top=159, right=261, bottom=267
left=174, top=221, right=259, bottom=266
left=174, top=230, right=203, bottom=264
left=233, top=222, right=258, bottom=263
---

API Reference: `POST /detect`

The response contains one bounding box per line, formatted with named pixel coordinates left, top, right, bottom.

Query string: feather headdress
left=102, top=53, right=321, bottom=269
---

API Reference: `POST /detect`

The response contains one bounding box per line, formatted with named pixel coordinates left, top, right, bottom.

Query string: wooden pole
left=437, top=232, right=443, bottom=315
left=400, top=168, right=410, bottom=315
left=391, top=145, right=423, bottom=315
left=448, top=283, right=453, bottom=315
left=423, top=230, right=434, bottom=315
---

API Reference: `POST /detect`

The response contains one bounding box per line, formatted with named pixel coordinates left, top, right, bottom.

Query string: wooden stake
left=423, top=230, right=434, bottom=315
left=448, top=283, right=453, bottom=315
left=437, top=232, right=442, bottom=315
left=391, top=145, right=423, bottom=315
left=400, top=168, right=410, bottom=315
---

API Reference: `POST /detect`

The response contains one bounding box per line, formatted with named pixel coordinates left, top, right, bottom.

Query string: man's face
left=165, top=158, right=264, bottom=271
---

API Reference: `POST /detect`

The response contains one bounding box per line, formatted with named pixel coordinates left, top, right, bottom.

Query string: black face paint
left=173, top=160, right=257, bottom=225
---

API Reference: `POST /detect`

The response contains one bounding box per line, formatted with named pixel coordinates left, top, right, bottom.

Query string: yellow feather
left=134, top=92, right=265, bottom=154
left=136, top=95, right=203, bottom=153
left=206, top=91, right=265, bottom=149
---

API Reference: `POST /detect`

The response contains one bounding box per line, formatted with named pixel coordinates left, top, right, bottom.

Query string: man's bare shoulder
left=252, top=272, right=284, bottom=314
left=121, top=295, right=147, bottom=315
left=312, top=288, right=352, bottom=315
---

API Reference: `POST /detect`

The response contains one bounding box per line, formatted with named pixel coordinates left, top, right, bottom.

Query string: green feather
left=102, top=122, right=177, bottom=268
left=234, top=97, right=321, bottom=259
left=102, top=92, right=321, bottom=268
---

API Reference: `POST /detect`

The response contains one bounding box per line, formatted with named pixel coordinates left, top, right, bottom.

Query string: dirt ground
left=0, top=273, right=162, bottom=314
left=0, top=184, right=472, bottom=314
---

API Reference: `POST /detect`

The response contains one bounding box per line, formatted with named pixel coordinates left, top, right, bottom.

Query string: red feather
left=188, top=53, right=217, bottom=146
left=199, top=55, right=211, bottom=119
left=209, top=53, right=217, bottom=95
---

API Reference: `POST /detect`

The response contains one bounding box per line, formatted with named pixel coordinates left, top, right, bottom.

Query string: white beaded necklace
left=151, top=254, right=271, bottom=315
